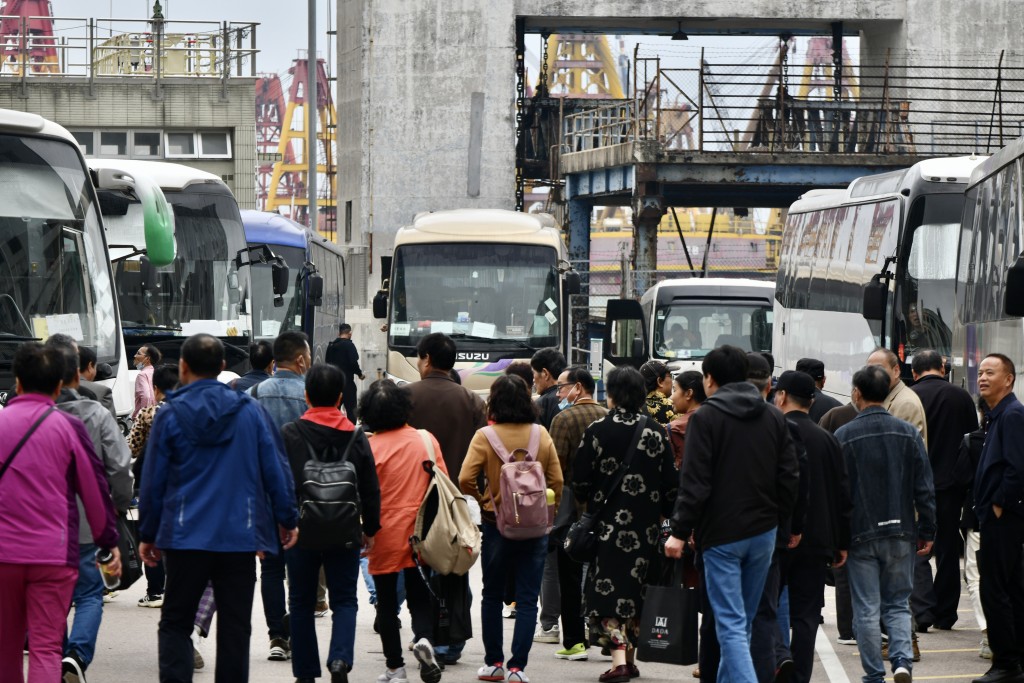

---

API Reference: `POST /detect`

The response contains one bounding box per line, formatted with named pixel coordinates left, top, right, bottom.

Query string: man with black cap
left=775, top=370, right=851, bottom=683
left=796, top=358, right=842, bottom=423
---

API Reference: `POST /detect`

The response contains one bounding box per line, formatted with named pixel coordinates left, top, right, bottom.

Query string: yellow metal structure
left=542, top=34, right=624, bottom=98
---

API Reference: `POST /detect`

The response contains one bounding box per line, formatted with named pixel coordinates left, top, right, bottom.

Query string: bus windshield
left=900, top=193, right=963, bottom=357
left=0, top=134, right=118, bottom=366
left=250, top=244, right=306, bottom=339
left=388, top=243, right=560, bottom=350
left=107, top=189, right=248, bottom=338
left=654, top=301, right=773, bottom=360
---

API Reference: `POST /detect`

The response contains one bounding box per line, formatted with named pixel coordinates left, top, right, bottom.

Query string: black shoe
left=62, top=652, right=86, bottom=683
left=296, top=679, right=315, bottom=683
left=916, top=623, right=931, bottom=633
left=972, top=667, right=1024, bottom=683
left=328, top=660, right=350, bottom=683
left=773, top=658, right=794, bottom=683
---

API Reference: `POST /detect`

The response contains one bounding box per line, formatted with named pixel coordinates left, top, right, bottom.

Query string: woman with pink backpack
left=459, top=374, right=564, bottom=683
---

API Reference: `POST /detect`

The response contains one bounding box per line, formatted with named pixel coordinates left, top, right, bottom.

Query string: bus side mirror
left=94, top=167, right=175, bottom=267
left=564, top=270, right=581, bottom=295
left=1005, top=259, right=1024, bottom=317
left=373, top=289, right=388, bottom=319
left=272, top=261, right=290, bottom=298
left=603, top=298, right=648, bottom=369
left=862, top=278, right=887, bottom=321
left=307, top=273, right=324, bottom=307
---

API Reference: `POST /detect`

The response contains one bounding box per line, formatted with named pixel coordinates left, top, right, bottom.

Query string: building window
left=99, top=131, right=128, bottom=156
left=71, top=131, right=95, bottom=156
left=198, top=131, right=231, bottom=158
left=165, top=132, right=196, bottom=157
left=132, top=131, right=162, bottom=157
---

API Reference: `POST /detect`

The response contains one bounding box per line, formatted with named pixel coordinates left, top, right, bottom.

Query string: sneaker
left=138, top=593, right=164, bottom=608
left=378, top=668, right=410, bottom=683
left=316, top=600, right=330, bottom=617
left=269, top=637, right=291, bottom=661
left=61, top=654, right=85, bottom=683
left=981, top=633, right=993, bottom=660
left=191, top=626, right=205, bottom=670
left=836, top=635, right=856, bottom=645
left=502, top=602, right=516, bottom=618
left=894, top=665, right=912, bottom=683
left=413, top=638, right=443, bottom=683
left=102, top=589, right=119, bottom=603
left=507, top=669, right=529, bottom=683
left=774, top=658, right=794, bottom=683
left=534, top=625, right=560, bottom=643
left=478, top=664, right=505, bottom=681
left=555, top=643, right=589, bottom=660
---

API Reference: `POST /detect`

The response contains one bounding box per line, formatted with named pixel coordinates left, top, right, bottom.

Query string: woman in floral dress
left=574, top=367, right=678, bottom=683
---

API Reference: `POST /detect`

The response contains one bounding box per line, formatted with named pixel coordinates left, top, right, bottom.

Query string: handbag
left=115, top=508, right=144, bottom=590
left=637, top=562, right=699, bottom=665
left=562, top=416, right=648, bottom=563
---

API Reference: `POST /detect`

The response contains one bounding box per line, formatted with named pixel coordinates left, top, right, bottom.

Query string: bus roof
left=0, top=108, right=82, bottom=146
left=241, top=210, right=307, bottom=249
left=395, top=209, right=564, bottom=250
left=86, top=158, right=230, bottom=193
left=641, top=277, right=774, bottom=305
left=790, top=155, right=987, bottom=213
left=241, top=209, right=348, bottom=257
left=968, top=136, right=1024, bottom=189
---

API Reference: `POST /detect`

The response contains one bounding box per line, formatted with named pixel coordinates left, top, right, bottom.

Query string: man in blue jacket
left=836, top=365, right=935, bottom=683
left=138, top=334, right=298, bottom=683
left=973, top=353, right=1024, bottom=683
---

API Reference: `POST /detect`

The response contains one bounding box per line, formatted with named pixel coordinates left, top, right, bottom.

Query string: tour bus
left=0, top=109, right=174, bottom=416
left=951, top=138, right=1024, bottom=396
left=92, top=159, right=253, bottom=376
left=601, top=277, right=775, bottom=373
left=241, top=210, right=346, bottom=361
left=773, top=155, right=987, bottom=400
left=372, top=209, right=580, bottom=393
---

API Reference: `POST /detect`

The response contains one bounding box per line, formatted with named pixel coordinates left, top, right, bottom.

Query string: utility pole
left=306, top=0, right=318, bottom=233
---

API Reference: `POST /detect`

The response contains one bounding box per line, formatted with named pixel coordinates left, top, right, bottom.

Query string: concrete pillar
left=632, top=214, right=660, bottom=296
left=567, top=198, right=592, bottom=268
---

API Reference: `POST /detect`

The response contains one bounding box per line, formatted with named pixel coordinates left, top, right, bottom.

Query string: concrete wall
left=0, top=78, right=258, bottom=208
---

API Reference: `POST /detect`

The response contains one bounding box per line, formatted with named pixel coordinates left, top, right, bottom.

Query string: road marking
left=919, top=648, right=980, bottom=653
left=886, top=676, right=985, bottom=680
left=816, top=627, right=852, bottom=683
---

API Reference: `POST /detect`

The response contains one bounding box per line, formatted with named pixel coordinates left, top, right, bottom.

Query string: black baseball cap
left=795, top=358, right=825, bottom=380
left=746, top=351, right=771, bottom=380
left=776, top=370, right=816, bottom=400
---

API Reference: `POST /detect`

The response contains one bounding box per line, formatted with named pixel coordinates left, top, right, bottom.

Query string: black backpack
left=298, top=428, right=363, bottom=551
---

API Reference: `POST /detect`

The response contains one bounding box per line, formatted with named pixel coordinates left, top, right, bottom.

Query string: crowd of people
left=1, top=323, right=1022, bottom=683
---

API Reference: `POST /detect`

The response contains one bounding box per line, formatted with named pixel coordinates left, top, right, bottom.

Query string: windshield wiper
left=0, top=334, right=40, bottom=341
left=122, top=323, right=182, bottom=333
left=450, top=333, right=536, bottom=352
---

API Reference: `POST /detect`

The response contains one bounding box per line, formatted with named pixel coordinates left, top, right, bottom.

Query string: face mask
left=558, top=397, right=570, bottom=411
left=135, top=362, right=145, bottom=371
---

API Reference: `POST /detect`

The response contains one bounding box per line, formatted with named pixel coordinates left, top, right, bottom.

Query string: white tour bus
left=0, top=110, right=174, bottom=418
left=92, top=159, right=255, bottom=378
left=952, top=137, right=1024, bottom=396
left=602, top=277, right=775, bottom=373
left=373, top=209, right=580, bottom=392
left=774, top=155, right=987, bottom=400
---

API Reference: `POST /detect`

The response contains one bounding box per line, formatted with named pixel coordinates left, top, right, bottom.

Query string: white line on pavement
left=816, top=626, right=853, bottom=683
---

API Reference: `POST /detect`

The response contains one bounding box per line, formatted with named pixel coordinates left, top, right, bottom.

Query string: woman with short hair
left=574, top=366, right=678, bottom=683
left=639, top=360, right=675, bottom=425
left=360, top=379, right=447, bottom=683
left=668, top=370, right=706, bottom=468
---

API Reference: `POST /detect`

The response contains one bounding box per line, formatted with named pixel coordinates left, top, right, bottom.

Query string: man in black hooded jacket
left=666, top=345, right=800, bottom=683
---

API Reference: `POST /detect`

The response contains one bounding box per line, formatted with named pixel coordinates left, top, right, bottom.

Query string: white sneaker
left=893, top=665, right=911, bottom=683
left=478, top=664, right=505, bottom=681
left=502, top=603, right=516, bottom=618
left=534, top=625, right=559, bottom=643
left=507, top=669, right=529, bottom=683
left=413, top=638, right=442, bottom=683
left=378, top=667, right=409, bottom=683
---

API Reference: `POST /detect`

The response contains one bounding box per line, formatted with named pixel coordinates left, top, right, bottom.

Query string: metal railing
left=0, top=15, right=259, bottom=84
left=560, top=55, right=1024, bottom=157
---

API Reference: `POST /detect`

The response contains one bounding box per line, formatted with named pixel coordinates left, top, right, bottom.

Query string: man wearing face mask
left=247, top=331, right=312, bottom=663
left=547, top=366, right=607, bottom=660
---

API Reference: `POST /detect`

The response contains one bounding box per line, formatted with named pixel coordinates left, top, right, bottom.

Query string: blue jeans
left=847, top=538, right=914, bottom=683
left=65, top=543, right=104, bottom=668
left=703, top=527, right=777, bottom=683
left=286, top=545, right=361, bottom=678
left=360, top=555, right=406, bottom=608
left=480, top=523, right=547, bottom=671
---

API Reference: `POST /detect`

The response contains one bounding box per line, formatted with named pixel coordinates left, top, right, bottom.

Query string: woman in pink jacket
left=0, top=343, right=120, bottom=683
left=361, top=379, right=447, bottom=683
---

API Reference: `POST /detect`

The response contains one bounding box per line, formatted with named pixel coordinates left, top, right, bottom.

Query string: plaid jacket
left=549, top=399, right=607, bottom=484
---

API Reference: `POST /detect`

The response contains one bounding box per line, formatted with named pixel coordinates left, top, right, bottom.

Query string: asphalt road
left=31, top=560, right=989, bottom=682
